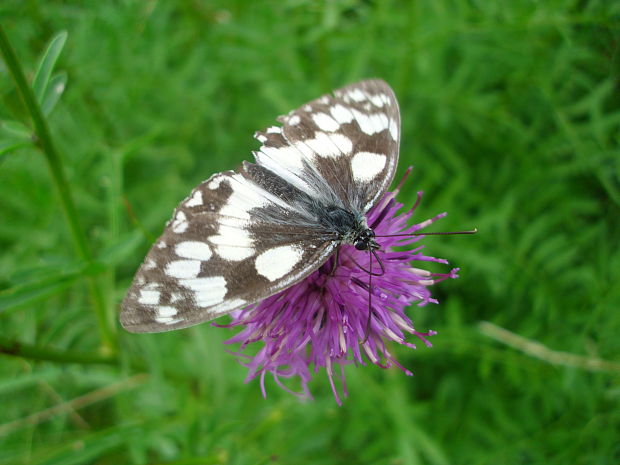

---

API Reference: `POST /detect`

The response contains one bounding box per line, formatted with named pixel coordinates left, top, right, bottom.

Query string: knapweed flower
left=220, top=187, right=459, bottom=405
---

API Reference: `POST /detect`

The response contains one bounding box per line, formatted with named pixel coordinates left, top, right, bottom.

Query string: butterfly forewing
left=121, top=79, right=401, bottom=333
left=121, top=170, right=338, bottom=332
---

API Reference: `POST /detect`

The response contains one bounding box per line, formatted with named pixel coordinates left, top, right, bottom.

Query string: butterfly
left=121, top=79, right=400, bottom=333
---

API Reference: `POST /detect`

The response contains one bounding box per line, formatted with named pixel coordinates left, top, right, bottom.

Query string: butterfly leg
left=329, top=245, right=341, bottom=276
left=361, top=248, right=373, bottom=344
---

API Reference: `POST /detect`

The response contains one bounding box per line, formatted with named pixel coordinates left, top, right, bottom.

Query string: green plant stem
left=0, top=337, right=196, bottom=382
left=479, top=321, right=620, bottom=374
left=0, top=25, right=117, bottom=353
left=0, top=337, right=117, bottom=365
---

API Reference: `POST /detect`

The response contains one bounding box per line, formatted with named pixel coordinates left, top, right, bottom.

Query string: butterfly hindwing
left=121, top=79, right=401, bottom=332
left=276, top=79, right=400, bottom=212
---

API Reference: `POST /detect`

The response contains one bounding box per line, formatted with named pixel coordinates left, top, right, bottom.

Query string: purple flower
left=218, top=187, right=459, bottom=405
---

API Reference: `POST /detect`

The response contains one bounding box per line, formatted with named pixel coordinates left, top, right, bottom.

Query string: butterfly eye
left=354, top=239, right=367, bottom=250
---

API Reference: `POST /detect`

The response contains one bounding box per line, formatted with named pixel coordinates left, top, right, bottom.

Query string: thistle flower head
left=220, top=187, right=459, bottom=404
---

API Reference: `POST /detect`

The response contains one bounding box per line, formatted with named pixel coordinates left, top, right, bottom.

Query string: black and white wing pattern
left=274, top=79, right=400, bottom=212
left=121, top=79, right=401, bottom=333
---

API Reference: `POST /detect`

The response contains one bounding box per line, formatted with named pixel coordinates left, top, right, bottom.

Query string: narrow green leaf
left=41, top=71, right=68, bottom=116
left=0, top=270, right=83, bottom=313
left=0, top=119, right=32, bottom=139
left=0, top=140, right=31, bottom=157
left=0, top=260, right=108, bottom=314
left=32, top=30, right=68, bottom=104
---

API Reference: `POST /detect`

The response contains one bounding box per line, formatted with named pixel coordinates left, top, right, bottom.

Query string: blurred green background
left=1, top=1, right=619, bottom=464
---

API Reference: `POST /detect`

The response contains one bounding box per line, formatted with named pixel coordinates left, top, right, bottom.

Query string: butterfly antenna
left=361, top=248, right=385, bottom=344
left=371, top=248, right=385, bottom=276
left=375, top=228, right=478, bottom=238
left=350, top=249, right=385, bottom=276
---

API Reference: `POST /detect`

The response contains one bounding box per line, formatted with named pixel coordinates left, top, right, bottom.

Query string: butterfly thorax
left=318, top=205, right=378, bottom=251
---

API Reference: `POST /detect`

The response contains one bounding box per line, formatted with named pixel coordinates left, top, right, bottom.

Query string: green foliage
left=1, top=1, right=619, bottom=464
left=32, top=30, right=67, bottom=110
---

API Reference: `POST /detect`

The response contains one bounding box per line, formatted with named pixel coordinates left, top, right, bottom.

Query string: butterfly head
left=323, top=206, right=380, bottom=252
left=353, top=228, right=379, bottom=251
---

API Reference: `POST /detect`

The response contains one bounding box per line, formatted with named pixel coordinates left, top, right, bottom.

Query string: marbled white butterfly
left=121, top=80, right=400, bottom=332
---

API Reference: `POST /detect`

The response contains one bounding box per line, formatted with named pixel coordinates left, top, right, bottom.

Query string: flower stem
left=0, top=25, right=117, bottom=353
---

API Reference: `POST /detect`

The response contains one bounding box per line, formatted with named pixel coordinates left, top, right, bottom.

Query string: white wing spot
left=210, top=222, right=254, bottom=261
left=329, top=133, right=353, bottom=154
left=266, top=126, right=282, bottom=134
left=155, top=306, right=179, bottom=324
left=144, top=259, right=156, bottom=270
left=181, top=276, right=227, bottom=307
left=330, top=104, right=354, bottom=124
left=172, top=211, right=188, bottom=233
left=165, top=259, right=201, bottom=279
left=219, top=174, right=269, bottom=220
left=288, top=114, right=301, bottom=125
left=170, top=293, right=182, bottom=303
left=318, top=96, right=330, bottom=104
left=255, top=145, right=315, bottom=194
left=352, top=109, right=389, bottom=135
left=389, top=118, right=399, bottom=141
left=312, top=112, right=340, bottom=132
left=256, top=133, right=267, bottom=143
left=175, top=241, right=213, bottom=261
left=255, top=245, right=304, bottom=281
left=347, top=88, right=366, bottom=102
left=186, top=190, right=203, bottom=207
left=258, top=145, right=304, bottom=170
left=138, top=289, right=160, bottom=305
left=302, top=132, right=340, bottom=158
left=301, top=132, right=352, bottom=158
left=156, top=241, right=167, bottom=249
left=370, top=93, right=388, bottom=107
left=351, top=152, right=387, bottom=182
left=208, top=176, right=224, bottom=190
